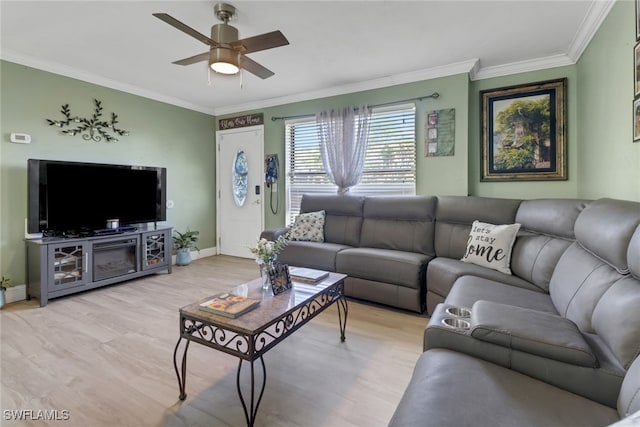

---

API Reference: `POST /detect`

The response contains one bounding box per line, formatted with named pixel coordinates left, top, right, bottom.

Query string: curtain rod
left=269, top=92, right=440, bottom=122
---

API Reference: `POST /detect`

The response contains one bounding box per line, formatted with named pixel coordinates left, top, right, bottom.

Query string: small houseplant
left=249, top=235, right=288, bottom=289
left=0, top=276, right=11, bottom=309
left=173, top=229, right=200, bottom=266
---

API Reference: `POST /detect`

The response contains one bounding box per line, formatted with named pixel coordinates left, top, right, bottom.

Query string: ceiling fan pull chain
left=208, top=67, right=212, bottom=87
left=240, top=69, right=243, bottom=89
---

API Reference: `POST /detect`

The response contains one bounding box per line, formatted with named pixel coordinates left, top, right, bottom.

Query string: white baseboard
left=3, top=248, right=218, bottom=305
left=171, top=246, right=217, bottom=264
left=5, top=284, right=27, bottom=304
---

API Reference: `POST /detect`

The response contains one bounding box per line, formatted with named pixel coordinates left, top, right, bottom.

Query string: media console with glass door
left=26, top=227, right=172, bottom=307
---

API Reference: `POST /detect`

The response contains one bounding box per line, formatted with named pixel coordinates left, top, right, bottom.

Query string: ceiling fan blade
left=153, top=13, right=218, bottom=47
left=239, top=55, right=275, bottom=79
left=172, top=51, right=210, bottom=66
left=232, top=30, right=289, bottom=54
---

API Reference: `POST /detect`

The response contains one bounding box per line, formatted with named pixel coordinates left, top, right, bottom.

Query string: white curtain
left=316, top=105, right=372, bottom=194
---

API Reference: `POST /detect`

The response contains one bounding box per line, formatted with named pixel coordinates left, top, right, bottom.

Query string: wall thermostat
left=10, top=133, right=31, bottom=144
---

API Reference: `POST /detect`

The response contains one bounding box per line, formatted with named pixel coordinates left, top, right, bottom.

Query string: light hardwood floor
left=1, top=256, right=428, bottom=427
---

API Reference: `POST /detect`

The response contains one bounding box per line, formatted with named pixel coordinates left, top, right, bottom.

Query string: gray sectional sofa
left=263, top=194, right=437, bottom=312
left=391, top=202, right=640, bottom=426
left=262, top=194, right=640, bottom=426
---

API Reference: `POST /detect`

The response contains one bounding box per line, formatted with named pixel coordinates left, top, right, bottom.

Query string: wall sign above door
left=219, top=113, right=264, bottom=130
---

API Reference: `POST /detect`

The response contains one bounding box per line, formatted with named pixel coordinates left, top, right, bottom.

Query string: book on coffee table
left=199, top=293, right=260, bottom=318
left=289, top=267, right=329, bottom=283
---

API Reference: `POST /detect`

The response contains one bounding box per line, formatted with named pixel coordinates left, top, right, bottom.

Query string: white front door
left=216, top=125, right=264, bottom=258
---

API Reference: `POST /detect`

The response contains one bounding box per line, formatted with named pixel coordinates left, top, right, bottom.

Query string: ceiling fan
left=153, top=3, right=289, bottom=79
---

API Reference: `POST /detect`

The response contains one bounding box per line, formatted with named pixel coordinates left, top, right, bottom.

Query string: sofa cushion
left=336, top=247, right=431, bottom=289
left=300, top=194, right=364, bottom=246
left=629, top=225, right=640, bottom=279
left=388, top=349, right=620, bottom=427
left=618, top=354, right=640, bottom=418
left=344, top=276, right=423, bottom=312
left=288, top=210, right=325, bottom=242
left=507, top=198, right=587, bottom=292
left=574, top=198, right=640, bottom=274
left=549, top=242, right=624, bottom=333
left=444, top=275, right=557, bottom=314
left=276, top=241, right=351, bottom=272
left=434, top=196, right=521, bottom=259
left=510, top=231, right=573, bottom=293
left=461, top=221, right=520, bottom=275
left=470, top=300, right=597, bottom=367
left=360, top=196, right=436, bottom=255
left=426, top=257, right=545, bottom=313
left=515, top=198, right=589, bottom=240
left=592, top=275, right=640, bottom=369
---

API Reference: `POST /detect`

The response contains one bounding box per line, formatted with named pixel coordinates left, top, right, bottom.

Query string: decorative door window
left=233, top=150, right=248, bottom=207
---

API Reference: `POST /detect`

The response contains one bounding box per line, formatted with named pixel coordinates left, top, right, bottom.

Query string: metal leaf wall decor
left=46, top=99, right=129, bottom=143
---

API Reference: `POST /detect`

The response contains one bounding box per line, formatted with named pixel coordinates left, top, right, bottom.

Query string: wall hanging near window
left=46, top=99, right=129, bottom=143
left=425, top=108, right=455, bottom=157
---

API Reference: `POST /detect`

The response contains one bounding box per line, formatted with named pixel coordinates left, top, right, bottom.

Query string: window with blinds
left=285, top=103, right=416, bottom=224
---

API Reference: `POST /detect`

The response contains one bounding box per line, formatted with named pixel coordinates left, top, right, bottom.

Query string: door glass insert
left=233, top=149, right=248, bottom=207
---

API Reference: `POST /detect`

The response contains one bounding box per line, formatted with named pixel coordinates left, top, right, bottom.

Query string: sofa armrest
left=260, top=228, right=289, bottom=241
left=470, top=300, right=598, bottom=368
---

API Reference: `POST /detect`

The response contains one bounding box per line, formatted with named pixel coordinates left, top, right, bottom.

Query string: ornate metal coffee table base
left=172, top=274, right=347, bottom=427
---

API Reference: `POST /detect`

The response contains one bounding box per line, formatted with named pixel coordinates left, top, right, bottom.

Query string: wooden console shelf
left=26, top=227, right=172, bottom=307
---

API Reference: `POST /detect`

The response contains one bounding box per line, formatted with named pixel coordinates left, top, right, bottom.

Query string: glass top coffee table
left=173, top=271, right=348, bottom=427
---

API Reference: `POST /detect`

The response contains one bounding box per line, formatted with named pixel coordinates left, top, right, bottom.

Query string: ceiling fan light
left=210, top=48, right=239, bottom=75
left=211, top=61, right=239, bottom=75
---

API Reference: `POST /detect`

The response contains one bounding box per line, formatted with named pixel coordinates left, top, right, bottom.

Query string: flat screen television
left=28, top=159, right=167, bottom=234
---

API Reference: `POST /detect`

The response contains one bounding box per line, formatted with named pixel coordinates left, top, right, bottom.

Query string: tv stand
left=93, top=226, right=137, bottom=236
left=26, top=227, right=172, bottom=307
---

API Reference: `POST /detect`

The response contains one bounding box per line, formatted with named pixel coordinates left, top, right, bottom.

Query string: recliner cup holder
left=445, top=306, right=471, bottom=318
left=441, top=317, right=470, bottom=329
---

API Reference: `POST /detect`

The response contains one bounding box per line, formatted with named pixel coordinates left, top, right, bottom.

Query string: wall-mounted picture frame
left=633, top=98, right=640, bottom=142
left=636, top=0, right=640, bottom=40
left=480, top=78, right=567, bottom=181
left=635, top=42, right=640, bottom=97
left=268, top=263, right=292, bottom=296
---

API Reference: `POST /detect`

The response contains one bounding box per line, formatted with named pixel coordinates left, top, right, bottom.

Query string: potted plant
left=248, top=235, right=288, bottom=289
left=173, top=229, right=200, bottom=266
left=0, top=276, right=11, bottom=309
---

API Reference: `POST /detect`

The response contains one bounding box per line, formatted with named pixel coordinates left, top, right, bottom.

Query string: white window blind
left=285, top=103, right=416, bottom=224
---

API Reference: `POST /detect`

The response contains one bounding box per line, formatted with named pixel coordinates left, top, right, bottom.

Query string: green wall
left=468, top=66, right=579, bottom=198
left=218, top=73, right=470, bottom=230
left=577, top=0, right=640, bottom=201
left=2, top=0, right=639, bottom=285
left=468, top=0, right=639, bottom=200
left=0, top=61, right=216, bottom=284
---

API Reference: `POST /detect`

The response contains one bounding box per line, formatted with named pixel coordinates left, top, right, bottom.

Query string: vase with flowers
left=249, top=235, right=288, bottom=290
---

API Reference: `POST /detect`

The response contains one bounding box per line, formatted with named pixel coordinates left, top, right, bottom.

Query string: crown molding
left=566, top=0, right=616, bottom=62
left=212, top=59, right=480, bottom=116
left=471, top=54, right=576, bottom=81
left=2, top=0, right=613, bottom=117
left=0, top=50, right=217, bottom=116
left=472, top=0, right=614, bottom=81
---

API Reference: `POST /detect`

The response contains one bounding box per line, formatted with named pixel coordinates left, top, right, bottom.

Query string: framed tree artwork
left=480, top=78, right=567, bottom=181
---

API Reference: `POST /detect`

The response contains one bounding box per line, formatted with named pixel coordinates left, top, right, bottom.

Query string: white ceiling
left=0, top=1, right=614, bottom=116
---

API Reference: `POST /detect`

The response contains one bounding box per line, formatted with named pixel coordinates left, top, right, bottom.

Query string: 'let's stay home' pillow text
left=461, top=220, right=521, bottom=275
